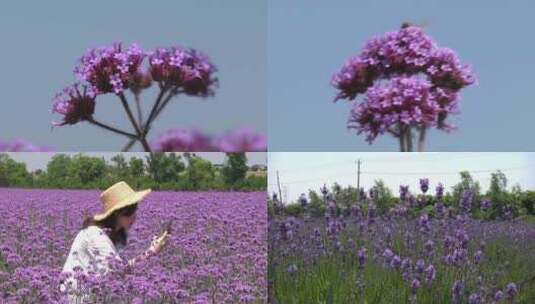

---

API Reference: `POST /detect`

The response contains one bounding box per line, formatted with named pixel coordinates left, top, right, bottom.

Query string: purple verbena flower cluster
left=151, top=128, right=267, bottom=152
left=332, top=25, right=475, bottom=147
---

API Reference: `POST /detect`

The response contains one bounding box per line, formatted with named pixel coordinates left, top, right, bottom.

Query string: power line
left=271, top=153, right=519, bottom=175
left=268, top=165, right=533, bottom=186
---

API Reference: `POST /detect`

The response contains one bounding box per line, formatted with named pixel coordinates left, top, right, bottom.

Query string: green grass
left=271, top=239, right=535, bottom=304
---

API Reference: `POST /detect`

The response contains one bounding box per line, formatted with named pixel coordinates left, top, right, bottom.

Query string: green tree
left=183, top=155, right=216, bottom=190
left=0, top=154, right=32, bottom=187
left=45, top=154, right=73, bottom=188
left=146, top=153, right=186, bottom=189
left=221, top=153, right=248, bottom=187
left=373, top=179, right=395, bottom=214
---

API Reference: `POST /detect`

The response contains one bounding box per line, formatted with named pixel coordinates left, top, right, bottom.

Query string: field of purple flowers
left=269, top=185, right=535, bottom=303
left=0, top=188, right=266, bottom=303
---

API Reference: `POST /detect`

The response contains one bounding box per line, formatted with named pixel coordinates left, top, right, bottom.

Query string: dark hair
left=83, top=204, right=138, bottom=247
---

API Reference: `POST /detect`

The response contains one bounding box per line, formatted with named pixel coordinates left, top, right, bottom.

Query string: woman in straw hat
left=60, top=181, right=170, bottom=302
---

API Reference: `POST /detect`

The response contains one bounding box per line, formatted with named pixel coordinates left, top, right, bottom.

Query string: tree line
left=270, top=170, right=535, bottom=219
left=0, top=153, right=266, bottom=191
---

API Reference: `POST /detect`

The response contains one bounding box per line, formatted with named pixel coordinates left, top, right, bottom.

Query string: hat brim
left=93, top=189, right=151, bottom=221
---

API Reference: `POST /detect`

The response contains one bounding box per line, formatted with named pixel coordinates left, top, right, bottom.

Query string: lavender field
left=269, top=186, right=535, bottom=303
left=0, top=188, right=266, bottom=303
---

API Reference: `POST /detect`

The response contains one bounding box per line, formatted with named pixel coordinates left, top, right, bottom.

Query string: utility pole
left=277, top=170, right=283, bottom=205
left=356, top=159, right=361, bottom=201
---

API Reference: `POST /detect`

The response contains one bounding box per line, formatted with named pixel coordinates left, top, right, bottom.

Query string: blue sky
left=0, top=0, right=266, bottom=151
left=268, top=0, right=535, bottom=151
left=268, top=152, right=535, bottom=203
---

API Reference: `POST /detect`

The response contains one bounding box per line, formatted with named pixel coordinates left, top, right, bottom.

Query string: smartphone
left=162, top=219, right=173, bottom=235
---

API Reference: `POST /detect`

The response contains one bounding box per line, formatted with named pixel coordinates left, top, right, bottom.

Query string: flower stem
left=406, top=127, right=413, bottom=152
left=399, top=130, right=406, bottom=152
left=118, top=92, right=152, bottom=152
left=144, top=86, right=168, bottom=131
left=418, top=127, right=426, bottom=152
left=134, top=92, right=143, bottom=127
left=122, top=87, right=173, bottom=151
left=87, top=118, right=137, bottom=139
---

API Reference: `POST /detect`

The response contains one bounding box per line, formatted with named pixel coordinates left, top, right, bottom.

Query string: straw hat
left=93, top=181, right=151, bottom=221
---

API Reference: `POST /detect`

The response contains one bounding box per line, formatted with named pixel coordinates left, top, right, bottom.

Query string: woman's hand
left=149, top=230, right=170, bottom=254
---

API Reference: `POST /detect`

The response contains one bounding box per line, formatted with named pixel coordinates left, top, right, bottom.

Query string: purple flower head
left=416, top=259, right=425, bottom=273
left=420, top=178, right=429, bottom=194
left=0, top=139, right=52, bottom=152
left=468, top=293, right=481, bottom=304
left=494, top=290, right=504, bottom=301
left=333, top=25, right=475, bottom=145
left=460, top=190, right=473, bottom=213
left=424, top=264, right=436, bottom=284
left=424, top=239, right=434, bottom=254
left=75, top=42, right=145, bottom=94
left=390, top=255, right=401, bottom=269
left=216, top=128, right=267, bottom=152
left=151, top=128, right=214, bottom=152
left=52, top=83, right=96, bottom=126
left=435, top=183, right=444, bottom=199
left=382, top=248, right=394, bottom=263
left=357, top=247, right=367, bottom=269
left=418, top=213, right=430, bottom=230
left=148, top=46, right=217, bottom=97
left=505, top=282, right=517, bottom=298
left=474, top=250, right=483, bottom=264
left=332, top=26, right=438, bottom=101
left=452, top=280, right=464, bottom=302
left=435, top=202, right=445, bottom=216
left=347, top=76, right=441, bottom=143
left=399, top=185, right=409, bottom=201
left=411, top=279, right=420, bottom=295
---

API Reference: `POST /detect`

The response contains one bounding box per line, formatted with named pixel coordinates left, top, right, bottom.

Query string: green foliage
left=373, top=179, right=395, bottom=214
left=221, top=153, right=248, bottom=188
left=522, top=191, right=535, bottom=215
left=0, top=154, right=32, bottom=187
left=0, top=153, right=265, bottom=192
left=284, top=203, right=304, bottom=217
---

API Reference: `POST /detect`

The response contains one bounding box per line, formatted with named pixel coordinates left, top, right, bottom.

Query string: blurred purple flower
left=216, top=128, right=267, bottom=152
left=0, top=139, right=52, bottom=152
left=468, top=293, right=481, bottom=304
left=411, top=279, right=420, bottom=295
left=435, top=183, right=444, bottom=199
left=382, top=248, right=394, bottom=263
left=460, top=190, right=473, bottom=213
left=505, top=282, right=517, bottom=298
left=357, top=247, right=367, bottom=269
left=150, top=129, right=213, bottom=152
left=420, top=178, right=429, bottom=194
left=424, top=264, right=435, bottom=284
left=399, top=185, right=409, bottom=201
left=452, top=280, right=464, bottom=303
left=494, top=290, right=504, bottom=301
